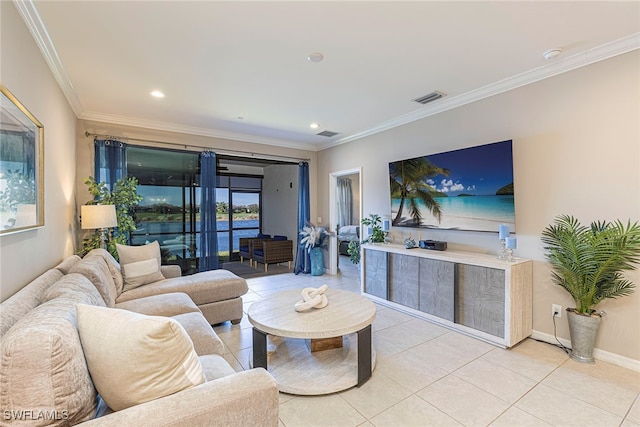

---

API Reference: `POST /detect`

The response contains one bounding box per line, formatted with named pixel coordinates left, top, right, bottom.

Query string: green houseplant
left=362, top=214, right=385, bottom=244
left=79, top=176, right=143, bottom=260
left=346, top=239, right=361, bottom=265
left=346, top=214, right=386, bottom=266
left=541, top=214, right=640, bottom=362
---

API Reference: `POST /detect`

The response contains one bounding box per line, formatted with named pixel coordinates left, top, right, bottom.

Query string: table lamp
left=81, top=204, right=117, bottom=249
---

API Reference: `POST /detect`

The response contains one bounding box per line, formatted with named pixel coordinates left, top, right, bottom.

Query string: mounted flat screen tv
left=389, top=139, right=515, bottom=233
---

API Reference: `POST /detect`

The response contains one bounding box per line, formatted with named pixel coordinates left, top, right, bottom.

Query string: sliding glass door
left=127, top=147, right=201, bottom=274
left=126, top=146, right=264, bottom=271
left=216, top=175, right=262, bottom=262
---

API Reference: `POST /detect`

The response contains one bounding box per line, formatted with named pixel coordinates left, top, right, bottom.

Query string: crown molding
left=321, top=32, right=640, bottom=150
left=15, top=0, right=638, bottom=153
left=13, top=0, right=83, bottom=116
left=79, top=111, right=315, bottom=151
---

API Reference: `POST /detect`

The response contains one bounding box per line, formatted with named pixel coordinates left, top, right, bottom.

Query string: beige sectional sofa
left=0, top=250, right=278, bottom=426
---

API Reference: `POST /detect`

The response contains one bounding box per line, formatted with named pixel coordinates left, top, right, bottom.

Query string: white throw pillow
left=76, top=304, right=206, bottom=411
left=116, top=241, right=165, bottom=291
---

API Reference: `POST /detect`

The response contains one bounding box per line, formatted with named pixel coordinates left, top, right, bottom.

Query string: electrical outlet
left=552, top=304, right=562, bottom=318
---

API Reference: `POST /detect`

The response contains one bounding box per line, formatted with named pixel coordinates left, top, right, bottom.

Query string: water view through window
left=127, top=146, right=263, bottom=273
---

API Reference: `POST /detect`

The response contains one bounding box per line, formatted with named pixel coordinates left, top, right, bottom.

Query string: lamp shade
left=81, top=204, right=117, bottom=229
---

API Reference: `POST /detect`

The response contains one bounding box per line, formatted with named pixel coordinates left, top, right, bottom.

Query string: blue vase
left=310, top=247, right=324, bottom=276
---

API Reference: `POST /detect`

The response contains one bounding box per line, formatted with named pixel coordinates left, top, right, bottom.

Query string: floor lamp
left=81, top=204, right=117, bottom=250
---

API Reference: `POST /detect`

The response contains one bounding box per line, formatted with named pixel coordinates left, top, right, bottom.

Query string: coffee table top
left=248, top=288, right=376, bottom=339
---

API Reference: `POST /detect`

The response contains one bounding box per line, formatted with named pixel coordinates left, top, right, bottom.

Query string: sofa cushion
left=199, top=354, right=237, bottom=381
left=273, top=235, right=287, bottom=241
left=43, top=273, right=111, bottom=307
left=116, top=269, right=248, bottom=307
left=53, top=254, right=81, bottom=274
left=0, top=274, right=104, bottom=426
left=116, top=241, right=165, bottom=291
left=69, top=255, right=118, bottom=307
left=171, top=312, right=226, bottom=356
left=161, top=264, right=182, bottom=279
left=85, top=248, right=124, bottom=295
left=0, top=269, right=63, bottom=338
left=115, top=292, right=201, bottom=318
left=76, top=304, right=206, bottom=411
left=257, top=233, right=271, bottom=239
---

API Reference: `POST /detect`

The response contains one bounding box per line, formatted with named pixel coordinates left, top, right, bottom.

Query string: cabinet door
left=389, top=254, right=419, bottom=309
left=455, top=265, right=505, bottom=338
left=364, top=249, right=388, bottom=299
left=419, top=258, right=454, bottom=321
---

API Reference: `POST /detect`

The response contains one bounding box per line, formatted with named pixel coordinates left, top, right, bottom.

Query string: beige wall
left=0, top=3, right=78, bottom=300
left=317, top=51, right=640, bottom=362
left=263, top=164, right=299, bottom=243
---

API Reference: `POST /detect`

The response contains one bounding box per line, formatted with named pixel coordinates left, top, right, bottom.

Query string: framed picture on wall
left=389, top=140, right=515, bottom=233
left=0, top=84, right=44, bottom=235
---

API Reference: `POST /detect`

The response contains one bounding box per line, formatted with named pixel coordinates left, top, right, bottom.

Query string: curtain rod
left=83, top=131, right=310, bottom=163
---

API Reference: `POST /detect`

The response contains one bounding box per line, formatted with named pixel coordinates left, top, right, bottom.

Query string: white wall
left=0, top=3, right=78, bottom=301
left=317, top=51, right=640, bottom=363
left=262, top=164, right=298, bottom=244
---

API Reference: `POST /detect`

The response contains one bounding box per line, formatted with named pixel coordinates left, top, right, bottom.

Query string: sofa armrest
left=161, top=265, right=182, bottom=279
left=79, top=369, right=278, bottom=427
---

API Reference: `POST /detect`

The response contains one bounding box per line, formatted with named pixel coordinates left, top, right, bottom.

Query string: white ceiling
left=18, top=1, right=640, bottom=151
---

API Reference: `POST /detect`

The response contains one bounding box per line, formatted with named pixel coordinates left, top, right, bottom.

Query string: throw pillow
left=76, top=304, right=206, bottom=411
left=116, top=241, right=164, bottom=292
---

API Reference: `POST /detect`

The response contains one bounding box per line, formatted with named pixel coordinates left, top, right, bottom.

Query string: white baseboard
left=531, top=330, right=640, bottom=373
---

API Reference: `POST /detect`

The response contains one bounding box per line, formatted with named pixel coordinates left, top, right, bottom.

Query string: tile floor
left=214, top=259, right=640, bottom=427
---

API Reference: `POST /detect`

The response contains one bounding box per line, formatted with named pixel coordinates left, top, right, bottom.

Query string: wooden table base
left=308, top=336, right=344, bottom=352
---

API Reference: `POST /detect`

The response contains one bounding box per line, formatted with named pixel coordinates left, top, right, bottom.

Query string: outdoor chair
left=252, top=237, right=293, bottom=272
left=239, top=235, right=272, bottom=266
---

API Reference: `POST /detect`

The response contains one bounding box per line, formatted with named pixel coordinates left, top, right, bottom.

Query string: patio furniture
left=239, top=235, right=272, bottom=266
left=252, top=237, right=293, bottom=272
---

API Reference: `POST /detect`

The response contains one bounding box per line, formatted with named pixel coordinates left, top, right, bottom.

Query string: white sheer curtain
left=337, top=178, right=353, bottom=227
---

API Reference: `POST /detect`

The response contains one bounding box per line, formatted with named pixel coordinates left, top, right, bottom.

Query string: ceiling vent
left=316, top=130, right=339, bottom=137
left=413, top=91, right=446, bottom=105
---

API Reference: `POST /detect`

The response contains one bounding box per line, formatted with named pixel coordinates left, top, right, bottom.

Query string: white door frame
left=328, top=167, right=363, bottom=275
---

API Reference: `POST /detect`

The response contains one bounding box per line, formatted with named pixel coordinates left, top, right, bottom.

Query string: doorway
left=328, top=167, right=362, bottom=275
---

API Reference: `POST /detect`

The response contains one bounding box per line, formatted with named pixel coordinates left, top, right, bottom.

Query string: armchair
left=252, top=237, right=293, bottom=272
left=239, top=235, right=272, bottom=266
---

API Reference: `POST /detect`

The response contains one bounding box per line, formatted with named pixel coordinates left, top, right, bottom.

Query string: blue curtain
left=94, top=139, right=127, bottom=190
left=199, top=151, right=219, bottom=272
left=294, top=162, right=311, bottom=274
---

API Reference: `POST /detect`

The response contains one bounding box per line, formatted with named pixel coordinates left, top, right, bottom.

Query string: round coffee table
left=248, top=288, right=376, bottom=395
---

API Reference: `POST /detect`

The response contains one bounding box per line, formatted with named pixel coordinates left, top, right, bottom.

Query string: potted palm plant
left=541, top=215, right=640, bottom=363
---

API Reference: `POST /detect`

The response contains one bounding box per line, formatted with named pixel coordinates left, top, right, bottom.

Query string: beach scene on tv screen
left=389, top=140, right=515, bottom=233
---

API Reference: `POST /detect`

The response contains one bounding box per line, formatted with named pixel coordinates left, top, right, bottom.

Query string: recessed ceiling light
left=543, top=48, right=562, bottom=60
left=308, top=52, right=324, bottom=63
left=150, top=90, right=165, bottom=98
left=310, top=123, right=320, bottom=129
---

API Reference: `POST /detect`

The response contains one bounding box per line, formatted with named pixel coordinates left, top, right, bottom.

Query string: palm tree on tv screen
left=389, top=157, right=450, bottom=226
